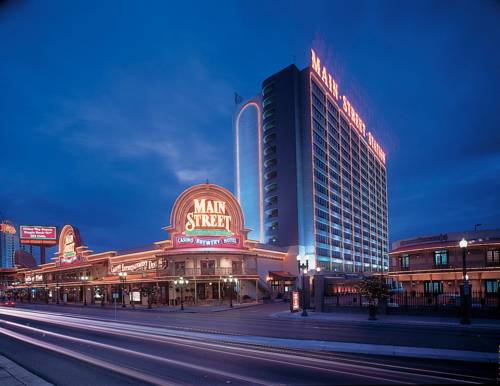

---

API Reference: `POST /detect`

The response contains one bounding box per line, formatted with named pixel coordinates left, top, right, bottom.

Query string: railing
left=323, top=290, right=500, bottom=310
left=160, top=267, right=257, bottom=277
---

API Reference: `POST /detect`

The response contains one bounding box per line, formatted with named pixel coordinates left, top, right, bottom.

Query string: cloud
left=38, top=54, right=235, bottom=189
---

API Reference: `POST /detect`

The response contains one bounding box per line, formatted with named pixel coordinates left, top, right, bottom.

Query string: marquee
left=165, top=184, right=250, bottom=249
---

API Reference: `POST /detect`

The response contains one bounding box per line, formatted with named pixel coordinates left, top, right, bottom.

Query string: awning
left=268, top=271, right=296, bottom=280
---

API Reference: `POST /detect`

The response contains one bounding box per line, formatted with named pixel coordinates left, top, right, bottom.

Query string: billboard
left=20, top=226, right=57, bottom=244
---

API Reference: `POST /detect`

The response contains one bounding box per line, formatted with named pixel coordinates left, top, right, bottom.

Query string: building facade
left=0, top=221, right=16, bottom=268
left=6, top=184, right=292, bottom=305
left=389, top=230, right=500, bottom=295
left=235, top=49, right=388, bottom=274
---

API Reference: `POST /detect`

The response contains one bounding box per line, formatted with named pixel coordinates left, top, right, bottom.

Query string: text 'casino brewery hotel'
left=235, top=49, right=388, bottom=276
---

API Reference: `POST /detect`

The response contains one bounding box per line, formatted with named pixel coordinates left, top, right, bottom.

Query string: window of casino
left=485, top=280, right=499, bottom=294
left=434, top=250, right=448, bottom=267
left=424, top=281, right=443, bottom=294
left=486, top=249, right=500, bottom=265
left=400, top=254, right=409, bottom=270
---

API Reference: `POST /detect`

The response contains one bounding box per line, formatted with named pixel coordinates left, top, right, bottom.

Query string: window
left=400, top=254, right=409, bottom=270
left=175, top=261, right=185, bottom=276
left=232, top=261, right=242, bottom=275
left=485, top=280, right=499, bottom=294
left=201, top=260, right=215, bottom=275
left=424, top=281, right=443, bottom=294
left=434, top=250, right=448, bottom=267
left=487, top=249, right=500, bottom=265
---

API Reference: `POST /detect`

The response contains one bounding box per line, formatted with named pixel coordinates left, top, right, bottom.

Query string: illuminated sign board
left=57, top=225, right=85, bottom=266
left=292, top=290, right=300, bottom=312
left=111, top=258, right=167, bottom=274
left=167, top=184, right=247, bottom=250
left=20, top=226, right=56, bottom=241
left=185, top=199, right=232, bottom=236
left=310, top=48, right=386, bottom=164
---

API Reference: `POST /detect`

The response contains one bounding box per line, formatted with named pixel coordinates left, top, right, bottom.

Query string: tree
left=357, top=276, right=389, bottom=320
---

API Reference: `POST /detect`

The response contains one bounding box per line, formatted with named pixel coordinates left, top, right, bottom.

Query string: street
left=0, top=303, right=496, bottom=385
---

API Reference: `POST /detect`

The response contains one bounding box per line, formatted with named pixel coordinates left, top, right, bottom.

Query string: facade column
left=194, top=277, right=197, bottom=304
left=255, top=279, right=259, bottom=302
left=218, top=280, right=221, bottom=303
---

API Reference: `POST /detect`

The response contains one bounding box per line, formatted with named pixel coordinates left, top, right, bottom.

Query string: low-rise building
left=389, top=230, right=500, bottom=296
left=6, top=184, right=296, bottom=306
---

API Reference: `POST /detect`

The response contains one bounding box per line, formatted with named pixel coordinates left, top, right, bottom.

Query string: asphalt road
left=10, top=302, right=500, bottom=352
left=0, top=305, right=497, bottom=385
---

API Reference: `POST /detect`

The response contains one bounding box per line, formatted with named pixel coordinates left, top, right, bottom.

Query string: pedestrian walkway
left=17, top=301, right=262, bottom=314
left=273, top=309, right=500, bottom=330
left=0, top=355, right=52, bottom=386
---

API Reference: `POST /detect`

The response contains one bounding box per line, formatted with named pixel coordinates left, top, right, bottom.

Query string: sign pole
left=40, top=246, right=46, bottom=265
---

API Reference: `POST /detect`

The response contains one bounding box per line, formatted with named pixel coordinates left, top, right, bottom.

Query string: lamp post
left=459, top=238, right=471, bottom=324
left=296, top=255, right=309, bottom=317
left=223, top=275, right=238, bottom=308
left=119, top=271, right=128, bottom=308
left=173, top=277, right=189, bottom=310
left=80, top=274, right=89, bottom=306
left=11, top=281, right=19, bottom=301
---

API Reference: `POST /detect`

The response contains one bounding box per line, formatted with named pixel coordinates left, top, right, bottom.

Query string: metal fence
left=323, top=290, right=500, bottom=316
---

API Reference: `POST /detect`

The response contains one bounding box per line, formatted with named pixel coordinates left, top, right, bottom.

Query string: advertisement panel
left=292, top=290, right=300, bottom=312
left=20, top=226, right=57, bottom=242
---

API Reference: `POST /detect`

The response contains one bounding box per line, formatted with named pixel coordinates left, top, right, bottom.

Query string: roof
left=390, top=239, right=500, bottom=255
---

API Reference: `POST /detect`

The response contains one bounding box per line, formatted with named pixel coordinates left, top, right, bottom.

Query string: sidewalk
left=17, top=301, right=262, bottom=314
left=0, top=355, right=52, bottom=386
left=273, top=309, right=500, bottom=329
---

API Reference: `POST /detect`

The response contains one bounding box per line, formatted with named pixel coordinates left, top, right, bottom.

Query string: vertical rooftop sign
left=310, top=48, right=386, bottom=164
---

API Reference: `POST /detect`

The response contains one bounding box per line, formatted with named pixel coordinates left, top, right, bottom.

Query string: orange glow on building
left=0, top=224, right=16, bottom=234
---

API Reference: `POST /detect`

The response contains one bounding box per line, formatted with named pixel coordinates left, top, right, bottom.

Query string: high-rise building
left=235, top=49, right=388, bottom=274
left=0, top=221, right=17, bottom=268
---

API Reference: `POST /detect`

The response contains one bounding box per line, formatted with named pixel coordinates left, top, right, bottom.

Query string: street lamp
left=297, top=255, right=309, bottom=317
left=459, top=238, right=471, bottom=324
left=173, top=277, right=189, bottom=310
left=80, top=274, right=89, bottom=306
left=223, top=275, right=238, bottom=308
left=11, top=281, right=19, bottom=301
left=118, top=271, right=128, bottom=308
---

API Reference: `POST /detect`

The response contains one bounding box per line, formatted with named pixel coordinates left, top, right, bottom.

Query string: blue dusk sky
left=1, top=0, right=499, bottom=254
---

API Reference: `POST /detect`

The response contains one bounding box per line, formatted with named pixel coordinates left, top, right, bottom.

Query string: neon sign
left=342, top=95, right=366, bottom=137
left=368, top=133, right=386, bottom=163
left=175, top=236, right=240, bottom=248
left=310, top=48, right=386, bottom=164
left=311, top=48, right=339, bottom=100
left=185, top=199, right=232, bottom=236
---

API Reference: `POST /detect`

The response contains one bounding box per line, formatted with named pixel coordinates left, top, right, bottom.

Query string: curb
left=0, top=355, right=53, bottom=386
left=209, top=335, right=497, bottom=363
left=272, top=311, right=500, bottom=330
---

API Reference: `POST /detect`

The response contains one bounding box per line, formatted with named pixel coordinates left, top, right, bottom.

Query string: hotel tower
left=235, top=49, right=388, bottom=274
